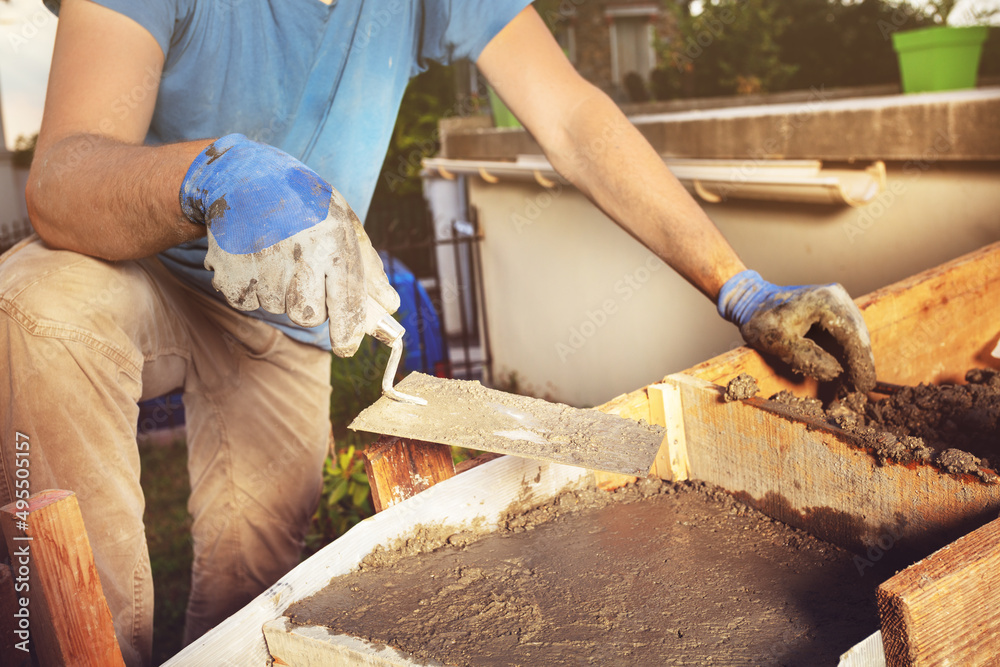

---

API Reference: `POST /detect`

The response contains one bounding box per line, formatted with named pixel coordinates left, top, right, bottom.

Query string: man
left=0, top=1, right=874, bottom=664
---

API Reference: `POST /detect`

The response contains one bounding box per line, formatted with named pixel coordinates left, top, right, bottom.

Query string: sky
left=1, top=0, right=998, bottom=150
left=0, top=0, right=56, bottom=150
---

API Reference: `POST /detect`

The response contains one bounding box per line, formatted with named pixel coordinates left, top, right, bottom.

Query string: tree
left=654, top=0, right=950, bottom=100
left=774, top=0, right=934, bottom=90
left=657, top=0, right=798, bottom=98
left=13, top=133, right=37, bottom=168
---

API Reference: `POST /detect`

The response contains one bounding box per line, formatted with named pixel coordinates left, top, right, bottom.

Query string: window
left=605, top=5, right=659, bottom=89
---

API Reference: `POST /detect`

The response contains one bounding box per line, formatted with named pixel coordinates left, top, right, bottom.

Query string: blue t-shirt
left=45, top=0, right=530, bottom=348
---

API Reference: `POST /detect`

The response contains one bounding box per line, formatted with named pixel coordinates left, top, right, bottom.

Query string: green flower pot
left=892, top=25, right=989, bottom=93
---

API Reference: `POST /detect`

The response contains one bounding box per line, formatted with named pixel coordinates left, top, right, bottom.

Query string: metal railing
left=0, top=217, right=33, bottom=255
left=366, top=196, right=491, bottom=382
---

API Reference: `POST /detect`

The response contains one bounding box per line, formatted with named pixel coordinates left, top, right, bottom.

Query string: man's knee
left=0, top=239, right=138, bottom=328
left=0, top=241, right=159, bottom=386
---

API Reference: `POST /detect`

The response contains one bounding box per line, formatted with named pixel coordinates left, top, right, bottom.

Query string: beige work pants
left=0, top=237, right=332, bottom=666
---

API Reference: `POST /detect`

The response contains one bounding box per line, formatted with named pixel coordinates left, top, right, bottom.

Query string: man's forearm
left=27, top=134, right=211, bottom=260
left=543, top=89, right=746, bottom=301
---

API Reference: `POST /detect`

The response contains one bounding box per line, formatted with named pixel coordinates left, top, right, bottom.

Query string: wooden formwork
left=601, top=241, right=1000, bottom=562
left=596, top=241, right=1000, bottom=667
left=163, top=242, right=1000, bottom=666
left=350, top=242, right=1000, bottom=666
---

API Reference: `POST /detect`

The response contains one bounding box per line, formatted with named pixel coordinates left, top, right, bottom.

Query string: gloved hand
left=717, top=270, right=876, bottom=391
left=180, top=134, right=399, bottom=357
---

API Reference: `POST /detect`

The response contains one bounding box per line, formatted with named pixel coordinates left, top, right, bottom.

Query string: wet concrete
left=286, top=481, right=878, bottom=665
left=769, top=367, right=1000, bottom=483
left=724, top=373, right=759, bottom=402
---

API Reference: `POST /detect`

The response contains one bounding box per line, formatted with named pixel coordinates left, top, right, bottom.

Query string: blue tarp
left=379, top=251, right=446, bottom=374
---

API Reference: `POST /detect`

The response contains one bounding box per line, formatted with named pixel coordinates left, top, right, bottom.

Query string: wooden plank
left=0, top=489, right=124, bottom=667
left=263, top=617, right=429, bottom=666
left=856, top=241, right=1000, bottom=386
left=648, top=383, right=689, bottom=482
left=454, top=452, right=504, bottom=474
left=663, top=372, right=1000, bottom=559
left=684, top=241, right=1000, bottom=398
left=0, top=563, right=31, bottom=667
left=362, top=437, right=456, bottom=513
left=654, top=243, right=1000, bottom=557
left=877, top=516, right=1000, bottom=666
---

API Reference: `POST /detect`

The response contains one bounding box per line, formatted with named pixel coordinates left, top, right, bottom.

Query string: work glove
left=717, top=270, right=876, bottom=392
left=180, top=134, right=399, bottom=357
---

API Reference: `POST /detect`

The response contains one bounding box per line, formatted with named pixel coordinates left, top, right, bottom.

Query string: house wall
left=467, top=167, right=1000, bottom=407
left=436, top=87, right=1000, bottom=406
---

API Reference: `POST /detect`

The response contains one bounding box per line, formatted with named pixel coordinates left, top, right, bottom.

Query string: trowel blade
left=349, top=372, right=665, bottom=477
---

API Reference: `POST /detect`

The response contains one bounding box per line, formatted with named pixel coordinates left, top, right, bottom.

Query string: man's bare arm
left=26, top=0, right=208, bottom=260
left=476, top=7, right=746, bottom=300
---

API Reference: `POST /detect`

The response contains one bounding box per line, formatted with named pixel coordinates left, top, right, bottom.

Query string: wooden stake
left=362, top=436, right=456, bottom=513
left=878, top=515, right=1000, bottom=666
left=0, top=489, right=124, bottom=667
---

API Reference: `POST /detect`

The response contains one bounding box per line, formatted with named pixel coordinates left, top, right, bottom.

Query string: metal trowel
left=352, top=364, right=665, bottom=477
left=367, top=299, right=427, bottom=406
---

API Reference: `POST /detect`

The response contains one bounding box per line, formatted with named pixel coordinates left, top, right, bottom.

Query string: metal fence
left=0, top=217, right=33, bottom=255
left=366, top=195, right=491, bottom=382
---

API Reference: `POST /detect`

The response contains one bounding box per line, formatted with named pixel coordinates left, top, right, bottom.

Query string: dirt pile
left=754, top=368, right=1000, bottom=482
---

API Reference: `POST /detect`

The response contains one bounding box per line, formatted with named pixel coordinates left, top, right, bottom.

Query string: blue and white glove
left=718, top=270, right=876, bottom=391
left=180, top=134, right=399, bottom=357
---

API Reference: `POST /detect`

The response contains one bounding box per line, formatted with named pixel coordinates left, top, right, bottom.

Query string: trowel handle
left=365, top=296, right=405, bottom=347
left=365, top=297, right=427, bottom=406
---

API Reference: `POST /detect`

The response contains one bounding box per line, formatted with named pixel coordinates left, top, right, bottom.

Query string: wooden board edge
left=262, top=617, right=434, bottom=666
left=649, top=382, right=689, bottom=482
left=662, top=372, right=1000, bottom=558
left=877, top=515, right=1000, bottom=667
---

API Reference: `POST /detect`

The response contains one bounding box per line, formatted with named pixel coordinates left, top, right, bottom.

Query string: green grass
left=139, top=438, right=193, bottom=666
